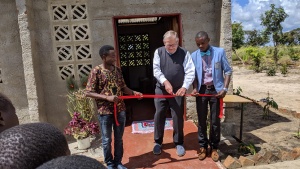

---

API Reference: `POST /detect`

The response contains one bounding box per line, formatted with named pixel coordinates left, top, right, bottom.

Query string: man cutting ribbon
left=152, top=30, right=195, bottom=157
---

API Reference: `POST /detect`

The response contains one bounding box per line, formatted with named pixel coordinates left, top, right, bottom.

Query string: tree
left=260, top=4, right=288, bottom=65
left=232, top=22, right=244, bottom=50
left=245, top=29, right=269, bottom=46
left=279, top=28, right=300, bottom=45
left=232, top=22, right=245, bottom=65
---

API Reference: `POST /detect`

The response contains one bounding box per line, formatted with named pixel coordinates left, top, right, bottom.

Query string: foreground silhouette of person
left=0, top=122, right=70, bottom=169
left=0, top=92, right=19, bottom=133
left=36, top=155, right=106, bottom=169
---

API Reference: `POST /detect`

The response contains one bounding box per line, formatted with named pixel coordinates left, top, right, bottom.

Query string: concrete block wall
left=89, top=0, right=222, bottom=53
left=1, top=0, right=231, bottom=131
left=0, top=0, right=29, bottom=124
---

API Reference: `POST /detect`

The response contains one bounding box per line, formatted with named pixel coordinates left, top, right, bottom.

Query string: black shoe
left=153, top=143, right=161, bottom=155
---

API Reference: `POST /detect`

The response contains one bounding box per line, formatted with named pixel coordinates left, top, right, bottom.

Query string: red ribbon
left=114, top=94, right=223, bottom=126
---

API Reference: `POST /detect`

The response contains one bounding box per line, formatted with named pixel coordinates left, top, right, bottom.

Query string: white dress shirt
left=153, top=48, right=195, bottom=90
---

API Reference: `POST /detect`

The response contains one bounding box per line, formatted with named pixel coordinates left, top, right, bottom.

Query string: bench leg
left=240, top=103, right=244, bottom=141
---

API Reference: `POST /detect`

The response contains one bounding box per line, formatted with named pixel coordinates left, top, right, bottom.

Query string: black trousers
left=196, top=85, right=220, bottom=149
left=154, top=86, right=184, bottom=145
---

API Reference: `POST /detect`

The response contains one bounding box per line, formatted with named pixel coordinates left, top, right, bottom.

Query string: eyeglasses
left=165, top=43, right=178, bottom=48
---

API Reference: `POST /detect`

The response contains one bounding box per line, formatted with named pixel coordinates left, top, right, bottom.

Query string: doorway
left=113, top=14, right=182, bottom=124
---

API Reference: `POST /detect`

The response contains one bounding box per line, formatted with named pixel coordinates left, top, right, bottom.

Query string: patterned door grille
left=118, top=34, right=151, bottom=67
left=50, top=1, right=92, bottom=80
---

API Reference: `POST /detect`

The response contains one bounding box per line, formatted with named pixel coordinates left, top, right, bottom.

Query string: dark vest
left=156, top=47, right=186, bottom=90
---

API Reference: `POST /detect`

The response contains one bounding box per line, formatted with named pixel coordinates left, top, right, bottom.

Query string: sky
left=232, top=0, right=300, bottom=32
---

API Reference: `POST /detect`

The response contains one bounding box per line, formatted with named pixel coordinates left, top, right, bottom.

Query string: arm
left=191, top=76, right=199, bottom=96
left=122, top=86, right=142, bottom=96
left=221, top=49, right=232, bottom=90
left=216, top=50, right=232, bottom=98
left=175, top=51, right=195, bottom=96
left=84, top=68, right=118, bottom=103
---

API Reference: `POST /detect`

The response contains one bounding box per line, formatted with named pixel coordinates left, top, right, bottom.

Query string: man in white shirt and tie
left=152, top=30, right=195, bottom=157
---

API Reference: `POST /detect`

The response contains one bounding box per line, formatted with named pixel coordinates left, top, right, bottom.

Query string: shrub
left=245, top=47, right=265, bottom=73
left=278, top=56, right=293, bottom=65
left=280, top=64, right=288, bottom=76
left=288, top=47, right=300, bottom=61
left=266, top=65, right=276, bottom=76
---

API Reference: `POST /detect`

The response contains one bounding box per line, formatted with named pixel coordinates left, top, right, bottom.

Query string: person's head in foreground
left=36, top=155, right=106, bottom=169
left=0, top=122, right=70, bottom=169
left=0, top=92, right=19, bottom=133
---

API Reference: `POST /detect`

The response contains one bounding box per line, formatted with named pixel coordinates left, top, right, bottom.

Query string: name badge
left=215, top=62, right=221, bottom=69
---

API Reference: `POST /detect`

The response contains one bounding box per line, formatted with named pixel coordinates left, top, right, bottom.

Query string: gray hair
left=163, top=30, right=179, bottom=41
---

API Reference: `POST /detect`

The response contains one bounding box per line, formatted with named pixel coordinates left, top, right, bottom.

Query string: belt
left=202, top=85, right=215, bottom=90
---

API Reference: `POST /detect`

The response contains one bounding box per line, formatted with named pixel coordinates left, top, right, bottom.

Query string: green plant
left=266, top=65, right=277, bottom=76
left=288, top=47, right=300, bottom=61
left=280, top=64, right=288, bottom=76
left=290, top=54, right=300, bottom=61
left=246, top=47, right=264, bottom=72
left=262, top=92, right=279, bottom=119
left=67, top=89, right=95, bottom=121
left=65, top=76, right=97, bottom=140
left=293, top=122, right=300, bottom=139
left=238, top=142, right=257, bottom=155
left=233, top=86, right=243, bottom=95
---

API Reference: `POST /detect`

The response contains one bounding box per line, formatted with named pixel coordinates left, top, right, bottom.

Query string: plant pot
left=77, top=136, right=91, bottom=150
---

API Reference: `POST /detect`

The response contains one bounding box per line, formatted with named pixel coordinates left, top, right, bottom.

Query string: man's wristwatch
left=223, top=88, right=228, bottom=92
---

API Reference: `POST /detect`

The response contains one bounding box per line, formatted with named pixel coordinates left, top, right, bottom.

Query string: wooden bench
left=223, top=95, right=253, bottom=141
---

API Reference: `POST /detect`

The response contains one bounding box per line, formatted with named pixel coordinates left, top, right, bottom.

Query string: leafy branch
left=233, top=86, right=243, bottom=95
left=262, top=92, right=278, bottom=119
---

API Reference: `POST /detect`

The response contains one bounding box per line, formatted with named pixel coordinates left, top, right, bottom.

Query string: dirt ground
left=219, top=65, right=300, bottom=163
left=232, top=65, right=300, bottom=113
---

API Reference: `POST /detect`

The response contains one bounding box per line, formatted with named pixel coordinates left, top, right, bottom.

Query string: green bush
left=233, top=46, right=251, bottom=63
left=278, top=56, right=293, bottom=65
left=267, top=48, right=273, bottom=55
left=234, top=45, right=300, bottom=68
left=266, top=66, right=277, bottom=76
left=280, top=64, right=288, bottom=76
left=245, top=47, right=265, bottom=72
left=290, top=54, right=300, bottom=61
left=287, top=47, right=300, bottom=61
left=278, top=50, right=284, bottom=57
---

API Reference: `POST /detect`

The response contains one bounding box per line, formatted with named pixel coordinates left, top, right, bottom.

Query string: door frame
left=112, top=13, right=187, bottom=121
left=112, top=13, right=182, bottom=67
